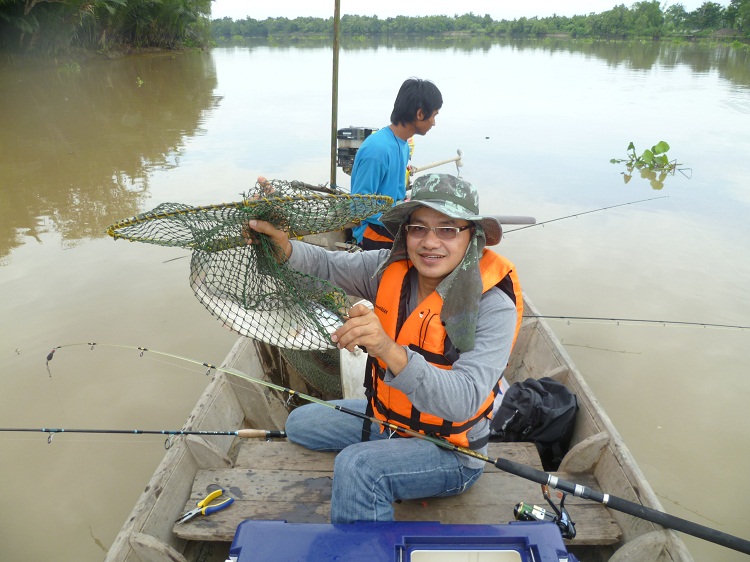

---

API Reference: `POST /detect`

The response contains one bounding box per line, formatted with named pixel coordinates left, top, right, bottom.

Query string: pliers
left=176, top=487, right=234, bottom=524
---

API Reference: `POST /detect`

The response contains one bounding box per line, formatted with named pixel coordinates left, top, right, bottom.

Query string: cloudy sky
left=210, top=0, right=709, bottom=21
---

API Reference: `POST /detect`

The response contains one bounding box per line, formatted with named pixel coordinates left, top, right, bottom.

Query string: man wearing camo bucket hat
left=246, top=173, right=523, bottom=524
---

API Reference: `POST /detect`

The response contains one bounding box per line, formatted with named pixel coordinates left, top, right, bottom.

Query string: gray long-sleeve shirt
left=287, top=241, right=518, bottom=467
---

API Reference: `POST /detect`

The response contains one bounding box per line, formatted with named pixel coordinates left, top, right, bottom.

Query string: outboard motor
left=336, top=127, right=378, bottom=175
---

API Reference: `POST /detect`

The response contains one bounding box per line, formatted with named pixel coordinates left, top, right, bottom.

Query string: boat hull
left=105, top=296, right=694, bottom=562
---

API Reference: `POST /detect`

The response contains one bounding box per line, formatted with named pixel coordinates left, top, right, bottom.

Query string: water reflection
left=621, top=165, right=693, bottom=189
left=0, top=51, right=220, bottom=262
left=226, top=35, right=750, bottom=89
left=3, top=40, right=747, bottom=264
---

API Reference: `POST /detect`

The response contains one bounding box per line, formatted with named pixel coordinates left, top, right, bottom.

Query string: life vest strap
left=373, top=399, right=486, bottom=438
left=361, top=355, right=377, bottom=442
left=407, top=343, right=453, bottom=366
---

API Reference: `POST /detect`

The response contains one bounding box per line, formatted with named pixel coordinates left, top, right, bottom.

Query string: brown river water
left=1, top=38, right=749, bottom=560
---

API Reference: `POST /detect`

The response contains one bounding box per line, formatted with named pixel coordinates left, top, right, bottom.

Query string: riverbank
left=0, top=45, right=206, bottom=68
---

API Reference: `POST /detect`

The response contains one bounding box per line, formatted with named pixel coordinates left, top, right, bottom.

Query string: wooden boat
left=105, top=286, right=695, bottom=561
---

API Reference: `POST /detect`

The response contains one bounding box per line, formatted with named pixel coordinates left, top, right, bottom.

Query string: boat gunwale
left=520, top=294, right=693, bottom=560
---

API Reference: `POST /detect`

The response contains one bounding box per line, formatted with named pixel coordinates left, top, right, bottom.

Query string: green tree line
left=2, top=0, right=749, bottom=56
left=213, top=1, right=750, bottom=41
left=0, top=0, right=211, bottom=54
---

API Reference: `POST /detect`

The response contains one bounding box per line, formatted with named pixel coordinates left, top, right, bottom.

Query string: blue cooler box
left=227, top=520, right=579, bottom=562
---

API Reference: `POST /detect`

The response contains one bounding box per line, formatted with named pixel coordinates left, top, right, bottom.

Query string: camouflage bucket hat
left=380, top=173, right=503, bottom=246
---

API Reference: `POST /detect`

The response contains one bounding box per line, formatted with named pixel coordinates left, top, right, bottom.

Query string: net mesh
left=280, top=348, right=343, bottom=398
left=107, top=179, right=392, bottom=351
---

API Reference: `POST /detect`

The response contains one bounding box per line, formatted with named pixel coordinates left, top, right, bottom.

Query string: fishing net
left=107, top=179, right=392, bottom=351
left=280, top=347, right=342, bottom=398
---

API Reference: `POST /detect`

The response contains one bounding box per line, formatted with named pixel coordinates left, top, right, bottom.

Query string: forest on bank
left=1, top=0, right=748, bottom=56
left=213, top=1, right=750, bottom=42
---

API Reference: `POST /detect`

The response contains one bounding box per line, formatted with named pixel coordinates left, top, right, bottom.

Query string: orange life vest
left=360, top=223, right=395, bottom=250
left=365, top=249, right=523, bottom=448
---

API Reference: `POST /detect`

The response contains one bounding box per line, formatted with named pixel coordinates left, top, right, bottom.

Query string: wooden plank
left=481, top=441, right=545, bottom=471
left=174, top=468, right=332, bottom=541
left=505, top=316, right=537, bottom=375
left=594, top=447, right=661, bottom=542
left=174, top=466, right=621, bottom=546
left=235, top=441, right=336, bottom=471
left=510, top=323, right=563, bottom=384
left=175, top=500, right=331, bottom=542
left=394, top=471, right=622, bottom=544
left=233, top=440, right=545, bottom=472
left=128, top=533, right=189, bottom=562
left=189, top=468, right=334, bottom=504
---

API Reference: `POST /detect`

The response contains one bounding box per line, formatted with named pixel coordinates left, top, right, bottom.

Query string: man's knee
left=333, top=443, right=365, bottom=476
left=284, top=405, right=314, bottom=445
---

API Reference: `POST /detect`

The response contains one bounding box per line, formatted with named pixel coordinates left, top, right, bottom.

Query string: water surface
left=1, top=39, right=749, bottom=561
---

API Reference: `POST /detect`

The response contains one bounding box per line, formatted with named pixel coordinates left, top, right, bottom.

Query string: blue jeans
left=285, top=399, right=484, bottom=523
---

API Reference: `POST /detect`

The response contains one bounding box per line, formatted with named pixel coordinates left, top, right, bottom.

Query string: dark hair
left=390, top=78, right=443, bottom=126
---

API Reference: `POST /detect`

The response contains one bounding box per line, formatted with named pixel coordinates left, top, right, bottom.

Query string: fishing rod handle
left=236, top=429, right=286, bottom=439
left=492, top=215, right=537, bottom=225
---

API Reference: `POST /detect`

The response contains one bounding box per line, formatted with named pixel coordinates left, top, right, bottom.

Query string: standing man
left=351, top=77, right=443, bottom=250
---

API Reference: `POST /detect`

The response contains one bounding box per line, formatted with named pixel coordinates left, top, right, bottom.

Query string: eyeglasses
left=404, top=224, right=472, bottom=240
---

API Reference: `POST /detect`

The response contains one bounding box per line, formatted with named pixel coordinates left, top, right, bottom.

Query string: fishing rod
left=524, top=315, right=750, bottom=331
left=0, top=427, right=285, bottom=447
left=504, top=195, right=668, bottom=233
left=46, top=342, right=750, bottom=556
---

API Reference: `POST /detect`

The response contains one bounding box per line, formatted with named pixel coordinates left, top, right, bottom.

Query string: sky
left=210, top=0, right=710, bottom=22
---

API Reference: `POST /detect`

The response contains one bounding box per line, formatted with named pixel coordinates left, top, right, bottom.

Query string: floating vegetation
left=611, top=141, right=691, bottom=190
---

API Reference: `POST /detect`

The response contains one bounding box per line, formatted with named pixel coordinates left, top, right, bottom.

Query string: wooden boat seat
left=174, top=440, right=622, bottom=547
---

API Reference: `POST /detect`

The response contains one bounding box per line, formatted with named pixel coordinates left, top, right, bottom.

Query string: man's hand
left=333, top=303, right=408, bottom=375
left=243, top=219, right=292, bottom=262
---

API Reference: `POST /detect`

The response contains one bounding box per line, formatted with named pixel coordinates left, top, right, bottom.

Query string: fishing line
left=45, top=341, right=750, bottom=556
left=523, top=315, right=750, bottom=331
left=43, top=343, right=385, bottom=444
left=502, top=196, right=749, bottom=332
left=503, top=195, right=668, bottom=233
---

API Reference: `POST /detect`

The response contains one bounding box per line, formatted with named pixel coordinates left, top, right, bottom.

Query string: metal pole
left=330, top=0, right=341, bottom=188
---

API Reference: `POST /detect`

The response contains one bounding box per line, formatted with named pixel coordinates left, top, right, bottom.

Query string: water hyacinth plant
left=611, top=141, right=690, bottom=190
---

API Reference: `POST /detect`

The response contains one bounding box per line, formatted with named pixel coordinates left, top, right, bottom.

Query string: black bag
left=489, top=377, right=578, bottom=471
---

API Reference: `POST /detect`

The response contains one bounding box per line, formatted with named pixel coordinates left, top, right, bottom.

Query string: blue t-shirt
left=350, top=127, right=409, bottom=242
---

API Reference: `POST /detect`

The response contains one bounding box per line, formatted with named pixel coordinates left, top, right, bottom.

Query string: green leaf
left=652, top=140, right=670, bottom=154
left=641, top=149, right=654, bottom=163
left=627, top=141, right=635, bottom=152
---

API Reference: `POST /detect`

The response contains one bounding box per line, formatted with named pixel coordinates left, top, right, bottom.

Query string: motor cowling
left=336, top=126, right=378, bottom=175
